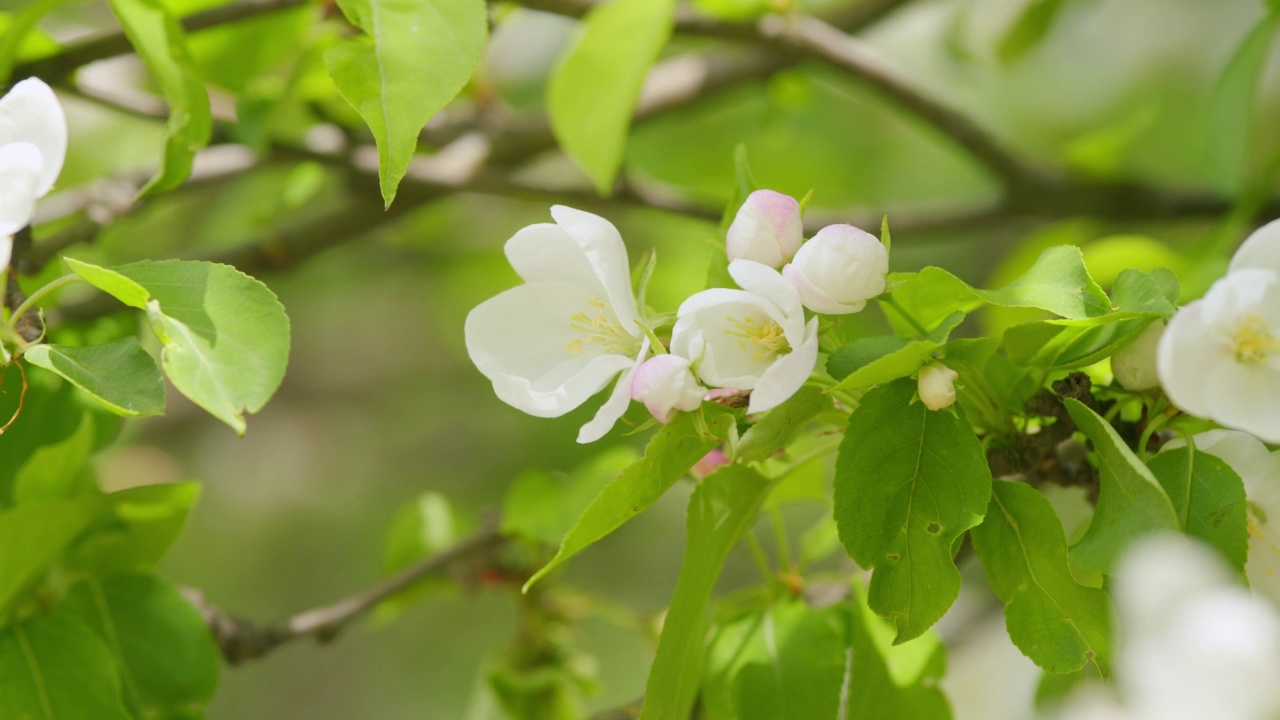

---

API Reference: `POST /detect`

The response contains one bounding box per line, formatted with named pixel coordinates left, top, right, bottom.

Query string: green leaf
left=830, top=312, right=965, bottom=392
left=326, top=0, right=487, bottom=207
left=0, top=370, right=88, bottom=504
left=69, top=483, right=201, bottom=576
left=640, top=465, right=772, bottom=720
left=63, top=575, right=220, bottom=718
left=1004, top=315, right=1156, bottom=369
left=23, top=338, right=165, bottom=418
left=1064, top=399, right=1179, bottom=573
left=0, top=0, right=63, bottom=83
left=1146, top=448, right=1249, bottom=573
left=734, top=385, right=830, bottom=463
left=1206, top=11, right=1280, bottom=196
left=701, top=602, right=848, bottom=720
left=843, top=585, right=951, bottom=720
left=691, top=0, right=771, bottom=21
left=66, top=259, right=290, bottom=435
left=997, top=0, right=1071, bottom=64
left=105, top=0, right=212, bottom=196
left=502, top=447, right=637, bottom=546
left=12, top=414, right=96, bottom=504
left=1110, top=268, right=1178, bottom=318
left=971, top=480, right=1112, bottom=674
left=941, top=337, right=1036, bottom=427
left=548, top=0, right=677, bottom=194
left=834, top=378, right=992, bottom=642
left=384, top=491, right=459, bottom=572
left=0, top=498, right=104, bottom=623
left=524, top=405, right=736, bottom=591
left=0, top=610, right=132, bottom=719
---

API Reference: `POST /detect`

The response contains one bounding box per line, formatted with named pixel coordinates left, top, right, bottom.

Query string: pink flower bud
left=782, top=224, right=888, bottom=315
left=630, top=354, right=707, bottom=423
left=692, top=448, right=730, bottom=479
left=726, top=190, right=804, bottom=268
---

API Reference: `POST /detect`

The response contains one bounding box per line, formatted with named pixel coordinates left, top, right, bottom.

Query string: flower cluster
left=1157, top=221, right=1280, bottom=443
left=465, top=190, right=891, bottom=442
left=0, top=78, right=66, bottom=270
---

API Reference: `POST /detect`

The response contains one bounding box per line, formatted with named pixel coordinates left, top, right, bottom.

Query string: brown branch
left=11, top=0, right=312, bottom=83
left=183, top=518, right=506, bottom=666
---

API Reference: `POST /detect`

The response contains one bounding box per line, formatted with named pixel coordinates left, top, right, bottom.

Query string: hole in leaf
left=926, top=521, right=941, bottom=534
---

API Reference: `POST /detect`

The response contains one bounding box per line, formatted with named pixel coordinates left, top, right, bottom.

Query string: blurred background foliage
left=8, top=0, right=1280, bottom=716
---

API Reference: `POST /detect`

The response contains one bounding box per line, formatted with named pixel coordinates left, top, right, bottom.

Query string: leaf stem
left=8, top=274, right=81, bottom=330
left=880, top=295, right=929, bottom=337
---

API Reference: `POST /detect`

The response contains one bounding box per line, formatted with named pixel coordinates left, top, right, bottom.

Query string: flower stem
left=7, top=274, right=81, bottom=330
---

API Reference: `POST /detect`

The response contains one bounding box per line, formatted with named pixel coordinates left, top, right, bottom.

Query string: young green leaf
left=1004, top=314, right=1155, bottom=369
left=1064, top=399, right=1179, bottom=573
left=971, top=480, right=1112, bottom=674
left=68, top=483, right=201, bottom=576
left=63, top=575, right=220, bottom=718
left=843, top=585, right=951, bottom=720
left=0, top=0, right=62, bottom=83
left=12, top=413, right=96, bottom=504
left=701, top=602, right=848, bottom=720
left=997, top=0, right=1071, bottom=64
left=834, top=378, right=992, bottom=643
left=524, top=405, right=736, bottom=591
left=65, top=259, right=290, bottom=435
left=326, top=0, right=487, bottom=207
left=1206, top=10, right=1280, bottom=196
left=502, top=447, right=637, bottom=546
left=0, top=365, right=90, bottom=504
left=641, top=464, right=772, bottom=720
left=105, top=0, right=212, bottom=196
left=0, top=610, right=131, bottom=719
left=548, top=0, right=677, bottom=194
left=829, top=311, right=965, bottom=392
left=0, top=498, right=104, bottom=622
left=23, top=338, right=165, bottom=417
left=734, top=385, right=830, bottom=463
left=1146, top=448, right=1248, bottom=574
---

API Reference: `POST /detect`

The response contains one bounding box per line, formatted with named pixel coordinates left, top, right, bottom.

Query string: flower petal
left=782, top=263, right=866, bottom=315
left=729, top=259, right=803, bottom=324
left=0, top=142, right=43, bottom=238
left=1205, top=360, right=1280, bottom=443
left=1231, top=218, right=1280, bottom=277
left=504, top=222, right=603, bottom=290
left=578, top=336, right=650, bottom=443
left=0, top=78, right=66, bottom=197
left=550, top=205, right=640, bottom=335
left=747, top=317, right=819, bottom=413
left=1157, top=300, right=1223, bottom=418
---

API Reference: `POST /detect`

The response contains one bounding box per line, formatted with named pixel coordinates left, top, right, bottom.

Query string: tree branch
left=183, top=517, right=506, bottom=665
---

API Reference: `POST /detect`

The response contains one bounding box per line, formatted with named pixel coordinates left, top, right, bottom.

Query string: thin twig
left=183, top=518, right=506, bottom=665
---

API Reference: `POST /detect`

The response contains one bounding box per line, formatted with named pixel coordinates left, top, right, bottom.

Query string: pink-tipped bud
left=630, top=354, right=707, bottom=423
left=726, top=189, right=804, bottom=268
left=782, top=224, right=888, bottom=315
left=692, top=448, right=730, bottom=479
left=918, top=362, right=959, bottom=411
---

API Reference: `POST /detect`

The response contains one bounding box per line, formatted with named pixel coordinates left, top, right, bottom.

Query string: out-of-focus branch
left=11, top=0, right=312, bottom=82
left=183, top=517, right=505, bottom=666
left=588, top=698, right=644, bottom=720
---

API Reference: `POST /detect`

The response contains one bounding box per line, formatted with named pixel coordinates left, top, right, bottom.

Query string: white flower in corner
left=0, top=78, right=67, bottom=268
left=630, top=354, right=706, bottom=424
left=1158, top=219, right=1280, bottom=442
left=726, top=189, right=803, bottom=268
left=672, top=260, right=819, bottom=414
left=465, top=206, right=650, bottom=443
left=782, top=223, right=888, bottom=315
left=1111, top=320, right=1164, bottom=391
left=1162, top=430, right=1280, bottom=605
left=918, top=362, right=958, bottom=411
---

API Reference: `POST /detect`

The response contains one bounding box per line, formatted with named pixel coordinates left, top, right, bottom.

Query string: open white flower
left=465, top=206, right=650, bottom=443
left=630, top=354, right=706, bottom=423
left=671, top=260, right=818, bottom=414
left=782, top=223, right=888, bottom=315
left=0, top=78, right=67, bottom=268
left=1162, top=430, right=1280, bottom=604
left=725, top=189, right=803, bottom=269
left=1158, top=220, right=1280, bottom=442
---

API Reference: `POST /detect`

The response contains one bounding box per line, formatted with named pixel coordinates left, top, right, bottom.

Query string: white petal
left=0, top=78, right=66, bottom=197
left=729, top=259, right=803, bottom=323
left=504, top=222, right=604, bottom=290
left=0, top=235, right=11, bottom=271
left=1205, top=360, right=1280, bottom=443
left=783, top=263, right=866, bottom=315
left=0, top=142, right=43, bottom=237
left=550, top=205, right=640, bottom=335
left=1200, top=268, right=1277, bottom=326
left=1231, top=218, right=1280, bottom=277
left=578, top=336, right=650, bottom=443
left=1157, top=301, right=1224, bottom=418
left=747, top=317, right=819, bottom=413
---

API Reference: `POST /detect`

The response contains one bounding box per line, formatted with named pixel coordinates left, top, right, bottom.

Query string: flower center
left=1231, top=314, right=1280, bottom=365
left=725, top=314, right=789, bottom=362
left=567, top=297, right=634, bottom=356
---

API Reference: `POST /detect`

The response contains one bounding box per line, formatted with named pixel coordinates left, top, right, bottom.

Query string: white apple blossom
left=1059, top=534, right=1280, bottom=720
left=918, top=362, right=958, bottom=411
left=630, top=354, right=706, bottom=423
left=725, top=189, right=803, bottom=269
left=1111, top=320, right=1164, bottom=391
left=0, top=78, right=67, bottom=268
left=1162, top=430, right=1280, bottom=604
left=782, top=223, right=888, bottom=315
left=671, top=260, right=819, bottom=414
left=1158, top=220, right=1280, bottom=442
left=465, top=206, right=651, bottom=443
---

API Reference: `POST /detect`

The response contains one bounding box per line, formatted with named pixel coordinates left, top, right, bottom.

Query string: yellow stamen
left=1232, top=315, right=1280, bottom=365
left=724, top=315, right=789, bottom=361
left=567, top=298, right=634, bottom=356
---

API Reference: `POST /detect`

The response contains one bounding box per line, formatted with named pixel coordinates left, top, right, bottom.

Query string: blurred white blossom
left=0, top=78, right=67, bottom=267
